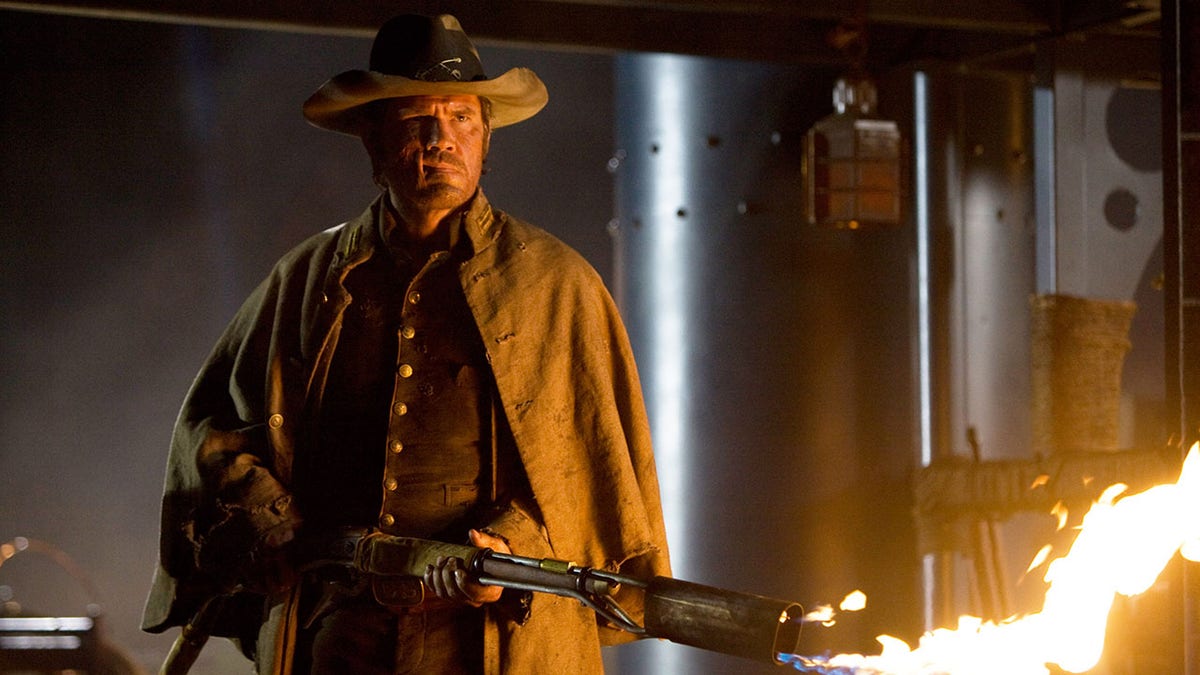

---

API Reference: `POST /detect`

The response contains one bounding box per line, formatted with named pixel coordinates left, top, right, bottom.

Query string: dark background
left=0, top=10, right=619, bottom=671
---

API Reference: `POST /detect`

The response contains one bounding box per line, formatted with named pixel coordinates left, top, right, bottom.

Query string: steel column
left=1163, top=1, right=1200, bottom=672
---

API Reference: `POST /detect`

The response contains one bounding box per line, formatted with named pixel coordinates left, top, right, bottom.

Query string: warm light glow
left=804, top=604, right=836, bottom=626
left=0, top=538, right=29, bottom=568
left=840, top=590, right=868, bottom=612
left=1025, top=545, right=1052, bottom=576
left=803, top=590, right=868, bottom=628
left=801, top=586, right=868, bottom=629
left=785, top=443, right=1200, bottom=674
left=1051, top=500, right=1069, bottom=530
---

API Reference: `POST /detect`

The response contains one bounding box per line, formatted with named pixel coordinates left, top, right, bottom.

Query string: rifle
left=159, top=592, right=228, bottom=675
left=162, top=533, right=805, bottom=673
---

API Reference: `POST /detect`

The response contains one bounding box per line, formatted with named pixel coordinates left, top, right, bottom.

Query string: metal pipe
left=643, top=576, right=804, bottom=665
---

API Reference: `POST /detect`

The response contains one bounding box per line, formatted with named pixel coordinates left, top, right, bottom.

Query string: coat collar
left=334, top=190, right=499, bottom=274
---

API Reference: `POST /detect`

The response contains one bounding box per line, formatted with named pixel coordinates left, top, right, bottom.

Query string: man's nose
left=423, top=117, right=454, bottom=150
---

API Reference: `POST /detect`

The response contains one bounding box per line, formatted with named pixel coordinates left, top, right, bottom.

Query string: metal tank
left=912, top=66, right=1042, bottom=626
left=605, top=52, right=920, bottom=673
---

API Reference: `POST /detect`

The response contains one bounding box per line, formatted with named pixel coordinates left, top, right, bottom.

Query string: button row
left=381, top=309, right=419, bottom=533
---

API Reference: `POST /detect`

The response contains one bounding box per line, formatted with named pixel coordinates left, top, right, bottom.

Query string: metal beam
left=1162, top=0, right=1200, bottom=667
left=0, top=0, right=1157, bottom=67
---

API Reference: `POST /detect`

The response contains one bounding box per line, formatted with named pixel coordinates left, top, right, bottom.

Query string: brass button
left=389, top=440, right=403, bottom=454
left=380, top=513, right=395, bottom=527
left=398, top=364, right=413, bottom=378
left=393, top=402, right=408, bottom=416
left=401, top=325, right=416, bottom=339
left=407, top=292, right=421, bottom=305
left=384, top=477, right=398, bottom=491
left=268, top=413, right=284, bottom=429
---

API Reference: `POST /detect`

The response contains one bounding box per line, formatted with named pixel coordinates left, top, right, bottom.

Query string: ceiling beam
left=0, top=0, right=1156, bottom=67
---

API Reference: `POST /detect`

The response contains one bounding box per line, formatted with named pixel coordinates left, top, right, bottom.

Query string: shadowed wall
left=0, top=10, right=615, bottom=671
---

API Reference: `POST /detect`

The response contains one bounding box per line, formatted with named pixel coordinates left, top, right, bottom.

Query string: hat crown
left=304, top=13, right=548, bottom=135
left=369, top=14, right=487, bottom=83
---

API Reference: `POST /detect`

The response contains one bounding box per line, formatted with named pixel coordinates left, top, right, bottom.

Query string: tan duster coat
left=143, top=192, right=671, bottom=673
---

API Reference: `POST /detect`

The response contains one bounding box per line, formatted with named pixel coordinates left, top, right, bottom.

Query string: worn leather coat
left=142, top=191, right=671, bottom=673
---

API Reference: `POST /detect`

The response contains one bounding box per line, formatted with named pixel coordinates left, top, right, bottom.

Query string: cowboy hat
left=303, top=14, right=548, bottom=136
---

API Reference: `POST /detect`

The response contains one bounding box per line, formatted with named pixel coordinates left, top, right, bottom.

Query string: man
left=142, top=14, right=670, bottom=674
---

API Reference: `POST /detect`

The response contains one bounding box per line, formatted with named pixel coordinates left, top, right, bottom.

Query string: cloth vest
left=298, top=232, right=491, bottom=540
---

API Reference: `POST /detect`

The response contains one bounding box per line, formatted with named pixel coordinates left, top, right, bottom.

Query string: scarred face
left=366, top=95, right=490, bottom=231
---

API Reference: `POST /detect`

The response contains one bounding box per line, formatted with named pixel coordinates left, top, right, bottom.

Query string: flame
left=1024, top=545, right=1052, bottom=576
left=840, top=590, right=868, bottom=612
left=804, top=604, right=837, bottom=626
left=804, top=591, right=869, bottom=627
left=1051, top=500, right=1069, bottom=530
left=784, top=443, right=1200, bottom=674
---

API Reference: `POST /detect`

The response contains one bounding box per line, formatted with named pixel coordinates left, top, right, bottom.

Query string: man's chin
left=408, top=184, right=472, bottom=211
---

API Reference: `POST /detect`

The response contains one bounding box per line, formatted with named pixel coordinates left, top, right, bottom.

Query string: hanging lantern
left=804, top=74, right=903, bottom=229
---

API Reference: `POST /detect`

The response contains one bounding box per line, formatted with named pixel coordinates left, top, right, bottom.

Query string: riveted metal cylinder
left=608, top=53, right=919, bottom=673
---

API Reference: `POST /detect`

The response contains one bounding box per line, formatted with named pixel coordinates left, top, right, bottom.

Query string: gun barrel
left=644, top=576, right=804, bottom=665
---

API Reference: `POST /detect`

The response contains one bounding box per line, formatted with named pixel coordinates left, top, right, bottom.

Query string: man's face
left=369, top=95, right=489, bottom=217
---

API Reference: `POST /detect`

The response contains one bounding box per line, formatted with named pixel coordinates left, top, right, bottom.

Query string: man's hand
left=250, top=518, right=300, bottom=595
left=423, top=529, right=510, bottom=606
left=196, top=496, right=302, bottom=595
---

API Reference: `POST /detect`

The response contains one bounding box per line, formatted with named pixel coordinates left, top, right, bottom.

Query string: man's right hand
left=422, top=528, right=509, bottom=606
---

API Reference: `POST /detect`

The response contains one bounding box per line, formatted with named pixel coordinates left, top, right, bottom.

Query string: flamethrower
left=356, top=534, right=805, bottom=661
left=162, top=532, right=806, bottom=673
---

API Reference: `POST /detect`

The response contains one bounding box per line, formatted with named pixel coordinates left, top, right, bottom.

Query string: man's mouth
left=423, top=153, right=465, bottom=174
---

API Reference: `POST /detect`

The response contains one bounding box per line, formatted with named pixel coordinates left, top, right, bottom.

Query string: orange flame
left=787, top=443, right=1200, bottom=674
left=805, top=590, right=868, bottom=627
left=840, top=590, right=867, bottom=612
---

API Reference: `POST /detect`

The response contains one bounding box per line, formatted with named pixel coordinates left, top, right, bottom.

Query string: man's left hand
left=423, top=528, right=510, bottom=606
